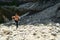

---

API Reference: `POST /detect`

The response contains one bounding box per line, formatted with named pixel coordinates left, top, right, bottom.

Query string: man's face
left=15, top=13, right=18, bottom=16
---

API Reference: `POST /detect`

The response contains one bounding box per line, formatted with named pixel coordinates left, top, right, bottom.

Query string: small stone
left=33, top=33, right=36, bottom=36
left=40, top=24, right=44, bottom=26
left=49, top=29, right=52, bottom=30
left=51, top=33, right=57, bottom=36
left=37, top=36, right=40, bottom=38
left=51, top=39, right=54, bottom=40
left=48, top=23, right=52, bottom=26
left=58, top=30, right=60, bottom=32
left=51, top=39, right=55, bottom=40
left=42, top=32, right=45, bottom=34
left=56, top=23, right=60, bottom=27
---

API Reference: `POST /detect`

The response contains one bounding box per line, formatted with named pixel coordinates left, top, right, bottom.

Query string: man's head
left=15, top=13, right=20, bottom=16
left=15, top=13, right=18, bottom=15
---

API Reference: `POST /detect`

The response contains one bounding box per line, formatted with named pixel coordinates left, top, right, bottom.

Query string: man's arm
left=12, top=16, right=15, bottom=19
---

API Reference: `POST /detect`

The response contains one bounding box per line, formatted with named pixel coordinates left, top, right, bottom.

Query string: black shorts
left=15, top=20, right=18, bottom=23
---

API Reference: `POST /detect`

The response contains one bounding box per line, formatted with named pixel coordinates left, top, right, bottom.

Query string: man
left=12, top=13, right=20, bottom=28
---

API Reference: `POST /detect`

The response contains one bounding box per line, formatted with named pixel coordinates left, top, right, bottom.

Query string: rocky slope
left=18, top=3, right=60, bottom=25
left=2, top=3, right=60, bottom=26
left=0, top=0, right=60, bottom=23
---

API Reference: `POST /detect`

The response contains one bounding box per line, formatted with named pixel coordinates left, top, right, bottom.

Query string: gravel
left=0, top=23, right=60, bottom=40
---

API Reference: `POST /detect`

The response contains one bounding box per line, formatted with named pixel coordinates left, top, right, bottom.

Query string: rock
left=56, top=9, right=60, bottom=17
left=51, top=33, right=57, bottom=36
left=0, top=0, right=12, bottom=2
left=0, top=0, right=60, bottom=23
left=18, top=3, right=60, bottom=25
left=36, top=3, right=60, bottom=19
left=2, top=1, right=55, bottom=12
left=33, top=33, right=37, bottom=36
left=18, top=0, right=37, bottom=2
left=55, top=23, right=60, bottom=27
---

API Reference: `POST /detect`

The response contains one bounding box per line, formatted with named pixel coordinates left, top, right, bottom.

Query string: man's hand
left=12, top=16, right=15, bottom=19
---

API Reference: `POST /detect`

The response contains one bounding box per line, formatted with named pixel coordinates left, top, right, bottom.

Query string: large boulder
left=33, top=3, right=60, bottom=19
left=1, top=1, right=55, bottom=13
left=19, top=3, right=60, bottom=25
left=0, top=0, right=60, bottom=23
left=0, top=0, right=12, bottom=2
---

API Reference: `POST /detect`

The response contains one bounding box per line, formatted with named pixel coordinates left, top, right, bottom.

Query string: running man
left=12, top=13, right=20, bottom=28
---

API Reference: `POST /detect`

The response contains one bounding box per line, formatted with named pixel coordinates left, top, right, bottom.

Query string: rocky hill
left=0, top=0, right=60, bottom=23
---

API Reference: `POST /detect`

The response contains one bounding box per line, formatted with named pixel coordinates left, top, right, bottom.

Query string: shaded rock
left=2, top=3, right=60, bottom=25
left=36, top=3, right=60, bottom=19
left=51, top=33, right=57, bottom=36
left=0, top=0, right=12, bottom=2
left=0, top=0, right=60, bottom=24
left=56, top=7, right=60, bottom=17
left=19, top=3, right=60, bottom=25
left=55, top=23, right=60, bottom=27
left=18, top=0, right=37, bottom=2
left=33, top=33, right=36, bottom=36
left=2, top=2, right=55, bottom=12
left=51, top=39, right=55, bottom=40
left=37, top=36, right=40, bottom=38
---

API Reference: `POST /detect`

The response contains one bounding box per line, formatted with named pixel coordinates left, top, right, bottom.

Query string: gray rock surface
left=1, top=2, right=55, bottom=12
left=18, top=3, right=60, bottom=25
left=2, top=3, right=60, bottom=25
left=0, top=0, right=60, bottom=24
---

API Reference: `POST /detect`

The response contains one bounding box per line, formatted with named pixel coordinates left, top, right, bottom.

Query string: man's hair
left=15, top=13, right=20, bottom=16
left=15, top=10, right=20, bottom=15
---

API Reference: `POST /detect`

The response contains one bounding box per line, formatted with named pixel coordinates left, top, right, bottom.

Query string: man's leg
left=15, top=21, right=18, bottom=28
